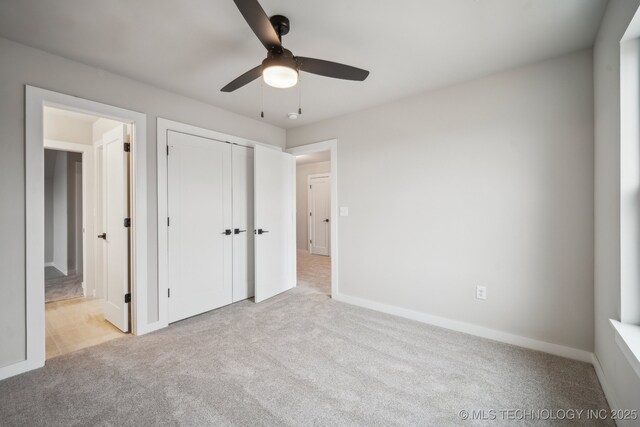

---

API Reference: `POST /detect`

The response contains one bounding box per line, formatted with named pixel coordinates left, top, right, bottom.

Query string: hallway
left=297, top=250, right=331, bottom=295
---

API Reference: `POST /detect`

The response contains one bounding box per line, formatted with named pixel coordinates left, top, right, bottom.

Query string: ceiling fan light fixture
left=262, top=56, right=298, bottom=89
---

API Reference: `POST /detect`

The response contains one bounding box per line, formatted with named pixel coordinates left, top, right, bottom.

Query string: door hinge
left=167, top=217, right=170, bottom=226
left=310, top=239, right=312, bottom=244
left=168, top=288, right=171, bottom=298
left=166, top=145, right=169, bottom=155
left=124, top=218, right=131, bottom=227
left=124, top=293, right=131, bottom=303
left=124, top=142, right=131, bottom=152
left=310, top=212, right=312, bottom=216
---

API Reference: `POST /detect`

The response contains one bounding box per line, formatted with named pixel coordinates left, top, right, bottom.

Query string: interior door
left=309, top=175, right=331, bottom=256
left=254, top=145, right=296, bottom=303
left=232, top=145, right=254, bottom=302
left=102, top=124, right=130, bottom=332
left=168, top=131, right=233, bottom=323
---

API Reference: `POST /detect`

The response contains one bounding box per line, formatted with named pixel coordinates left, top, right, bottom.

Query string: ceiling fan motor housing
left=269, top=15, right=290, bottom=38
left=263, top=49, right=297, bottom=71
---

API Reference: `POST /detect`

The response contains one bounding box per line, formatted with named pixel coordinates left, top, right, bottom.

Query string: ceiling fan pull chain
left=260, top=79, right=265, bottom=118
left=298, top=71, right=302, bottom=115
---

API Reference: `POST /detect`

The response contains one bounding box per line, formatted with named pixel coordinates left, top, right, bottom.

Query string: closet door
left=254, top=145, right=296, bottom=303
left=167, top=131, right=232, bottom=323
left=232, top=145, right=254, bottom=302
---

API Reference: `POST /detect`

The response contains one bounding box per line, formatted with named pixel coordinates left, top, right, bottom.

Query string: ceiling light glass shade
left=262, top=58, right=298, bottom=89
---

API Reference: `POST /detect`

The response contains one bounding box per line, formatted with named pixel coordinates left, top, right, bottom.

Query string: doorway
left=43, top=107, right=132, bottom=359
left=292, top=149, right=333, bottom=296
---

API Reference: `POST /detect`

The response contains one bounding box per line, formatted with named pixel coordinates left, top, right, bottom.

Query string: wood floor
left=43, top=251, right=329, bottom=360
left=45, top=297, right=124, bottom=359
left=297, top=249, right=331, bottom=294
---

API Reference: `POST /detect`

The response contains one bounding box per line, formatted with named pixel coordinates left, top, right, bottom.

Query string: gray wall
left=593, top=0, right=640, bottom=414
left=52, top=151, right=67, bottom=273
left=44, top=150, right=55, bottom=263
left=0, top=36, right=285, bottom=368
left=288, top=50, right=595, bottom=352
left=296, top=161, right=331, bottom=251
left=66, top=152, right=81, bottom=274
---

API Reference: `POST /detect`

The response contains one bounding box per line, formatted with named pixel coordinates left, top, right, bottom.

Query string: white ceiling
left=0, top=0, right=606, bottom=129
left=295, top=151, right=330, bottom=165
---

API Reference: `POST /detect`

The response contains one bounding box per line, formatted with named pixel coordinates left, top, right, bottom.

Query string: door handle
left=98, top=233, right=107, bottom=240
left=222, top=229, right=232, bottom=235
left=323, top=219, right=330, bottom=223
left=255, top=229, right=269, bottom=235
left=234, top=228, right=247, bottom=234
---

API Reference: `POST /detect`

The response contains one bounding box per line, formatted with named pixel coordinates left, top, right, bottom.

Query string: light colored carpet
left=0, top=283, right=611, bottom=426
left=45, top=267, right=83, bottom=303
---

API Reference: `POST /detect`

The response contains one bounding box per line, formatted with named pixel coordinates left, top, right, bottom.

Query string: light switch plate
left=340, top=207, right=349, bottom=217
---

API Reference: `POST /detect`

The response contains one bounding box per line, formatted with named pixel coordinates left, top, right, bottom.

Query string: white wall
left=0, top=36, right=285, bottom=368
left=296, top=161, right=331, bottom=250
left=288, top=50, right=594, bottom=352
left=52, top=151, right=67, bottom=274
left=43, top=112, right=93, bottom=145
left=593, top=0, right=640, bottom=418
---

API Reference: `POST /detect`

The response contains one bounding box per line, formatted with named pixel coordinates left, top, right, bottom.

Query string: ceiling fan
left=221, top=0, right=370, bottom=92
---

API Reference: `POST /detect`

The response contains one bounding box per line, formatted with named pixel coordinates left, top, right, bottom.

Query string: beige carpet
left=0, top=261, right=611, bottom=426
left=45, top=267, right=83, bottom=303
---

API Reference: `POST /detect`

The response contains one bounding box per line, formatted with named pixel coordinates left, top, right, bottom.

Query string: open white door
left=254, top=145, right=296, bottom=303
left=167, top=131, right=233, bottom=322
left=309, top=174, right=331, bottom=256
left=232, top=145, right=254, bottom=302
left=102, top=124, right=130, bottom=332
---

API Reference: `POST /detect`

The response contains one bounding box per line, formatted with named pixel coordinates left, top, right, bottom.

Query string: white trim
left=307, top=173, right=331, bottom=255
left=592, top=354, right=620, bottom=421
left=333, top=292, right=593, bottom=363
left=610, top=319, right=640, bottom=380
left=17, top=86, right=149, bottom=381
left=156, top=118, right=278, bottom=329
left=0, top=359, right=43, bottom=382
left=44, top=262, right=65, bottom=273
left=286, top=140, right=338, bottom=297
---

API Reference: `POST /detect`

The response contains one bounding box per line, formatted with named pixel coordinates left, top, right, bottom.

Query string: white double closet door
left=167, top=132, right=294, bottom=323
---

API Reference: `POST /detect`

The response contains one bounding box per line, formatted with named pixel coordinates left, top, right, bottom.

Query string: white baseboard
left=0, top=358, right=43, bottom=381
left=333, top=292, right=593, bottom=363
left=45, top=262, right=66, bottom=275
left=134, top=320, right=168, bottom=336
left=592, top=354, right=619, bottom=418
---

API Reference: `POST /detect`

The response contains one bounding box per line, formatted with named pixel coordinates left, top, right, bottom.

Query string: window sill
left=610, top=319, right=640, bottom=379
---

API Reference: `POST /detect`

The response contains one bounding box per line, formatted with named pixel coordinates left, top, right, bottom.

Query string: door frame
left=156, top=118, right=280, bottom=327
left=286, top=140, right=339, bottom=297
left=24, top=86, right=149, bottom=376
left=307, top=173, right=331, bottom=255
left=43, top=139, right=93, bottom=296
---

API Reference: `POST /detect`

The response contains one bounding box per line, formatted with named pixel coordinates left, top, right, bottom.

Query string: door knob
left=234, top=228, right=247, bottom=234
left=323, top=219, right=330, bottom=223
left=222, top=229, right=232, bottom=235
left=98, top=233, right=106, bottom=239
left=255, top=229, right=269, bottom=235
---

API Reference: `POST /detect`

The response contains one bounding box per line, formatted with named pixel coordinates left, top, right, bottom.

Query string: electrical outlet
left=476, top=285, right=487, bottom=301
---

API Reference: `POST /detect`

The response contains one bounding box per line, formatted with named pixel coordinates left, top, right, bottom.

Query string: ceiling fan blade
left=233, top=0, right=281, bottom=51
left=221, top=65, right=262, bottom=92
left=296, top=57, right=369, bottom=81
